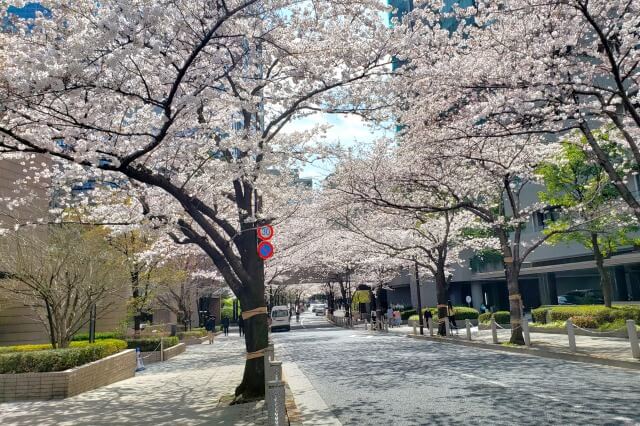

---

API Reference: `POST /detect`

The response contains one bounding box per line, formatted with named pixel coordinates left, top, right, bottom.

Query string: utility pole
left=414, top=258, right=424, bottom=335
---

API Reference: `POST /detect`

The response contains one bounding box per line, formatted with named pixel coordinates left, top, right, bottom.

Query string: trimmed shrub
left=409, top=306, right=479, bottom=321
left=479, top=311, right=510, bottom=324
left=177, top=329, right=207, bottom=340
left=546, top=305, right=640, bottom=327
left=478, top=312, right=492, bottom=323
left=450, top=306, right=479, bottom=320
left=126, top=336, right=179, bottom=352
left=72, top=331, right=123, bottom=341
left=532, top=307, right=551, bottom=324
left=570, top=315, right=598, bottom=329
left=400, top=309, right=417, bottom=320
left=493, top=311, right=511, bottom=324
left=0, top=339, right=127, bottom=354
left=0, top=339, right=127, bottom=374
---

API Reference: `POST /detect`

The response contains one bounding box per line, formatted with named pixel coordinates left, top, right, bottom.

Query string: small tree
left=537, top=134, right=639, bottom=307
left=0, top=226, right=126, bottom=348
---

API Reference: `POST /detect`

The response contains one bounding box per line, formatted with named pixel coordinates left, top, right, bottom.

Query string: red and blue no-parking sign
left=257, top=241, right=275, bottom=260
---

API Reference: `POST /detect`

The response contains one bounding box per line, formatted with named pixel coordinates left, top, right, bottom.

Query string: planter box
left=0, top=349, right=136, bottom=402
left=140, top=342, right=186, bottom=364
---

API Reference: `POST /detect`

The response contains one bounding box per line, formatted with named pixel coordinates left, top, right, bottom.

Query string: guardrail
left=412, top=317, right=640, bottom=360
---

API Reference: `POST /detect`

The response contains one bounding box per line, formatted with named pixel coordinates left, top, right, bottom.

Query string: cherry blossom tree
left=0, top=0, right=394, bottom=398
left=329, top=157, right=494, bottom=334
left=394, top=0, right=640, bottom=219
left=333, top=135, right=568, bottom=344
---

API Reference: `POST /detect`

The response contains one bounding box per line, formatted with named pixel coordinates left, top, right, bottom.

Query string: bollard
left=428, top=317, right=434, bottom=336
left=384, top=319, right=389, bottom=332
left=465, top=319, right=472, bottom=341
left=566, top=318, right=577, bottom=352
left=491, top=317, right=499, bottom=344
left=522, top=317, right=531, bottom=347
left=444, top=317, right=451, bottom=336
left=364, top=319, right=368, bottom=331
left=267, top=380, right=286, bottom=426
left=627, top=320, right=640, bottom=359
left=160, top=337, right=164, bottom=362
left=270, top=360, right=283, bottom=382
left=264, top=344, right=274, bottom=404
left=413, top=321, right=417, bottom=335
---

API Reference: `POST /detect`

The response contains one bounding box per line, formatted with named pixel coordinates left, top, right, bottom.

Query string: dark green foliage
left=72, top=331, right=123, bottom=341
left=532, top=307, right=551, bottom=324
left=478, top=311, right=510, bottom=324
left=400, top=309, right=417, bottom=320
left=125, top=336, right=179, bottom=352
left=0, top=339, right=127, bottom=374
left=409, top=306, right=479, bottom=321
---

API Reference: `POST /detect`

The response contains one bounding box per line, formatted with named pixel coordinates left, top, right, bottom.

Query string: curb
left=406, top=334, right=640, bottom=371
left=284, top=381, right=303, bottom=426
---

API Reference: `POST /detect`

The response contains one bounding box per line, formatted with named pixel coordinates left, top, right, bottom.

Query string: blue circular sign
left=257, top=241, right=275, bottom=260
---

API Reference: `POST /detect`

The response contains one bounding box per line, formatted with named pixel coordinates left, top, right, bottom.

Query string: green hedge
left=409, top=306, right=479, bottom=321
left=531, top=305, right=640, bottom=327
left=400, top=309, right=417, bottom=320
left=548, top=305, right=640, bottom=325
left=478, top=311, right=510, bottom=324
left=72, top=331, right=123, bottom=341
left=177, top=329, right=207, bottom=340
left=532, top=307, right=551, bottom=324
left=126, top=336, right=179, bottom=352
left=0, top=339, right=127, bottom=374
left=0, top=339, right=127, bottom=354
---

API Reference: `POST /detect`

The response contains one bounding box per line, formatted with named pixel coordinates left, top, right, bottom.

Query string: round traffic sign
left=257, top=224, right=274, bottom=240
left=257, top=241, right=275, bottom=260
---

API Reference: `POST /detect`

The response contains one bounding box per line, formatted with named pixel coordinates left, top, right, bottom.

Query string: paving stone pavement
left=0, top=334, right=266, bottom=426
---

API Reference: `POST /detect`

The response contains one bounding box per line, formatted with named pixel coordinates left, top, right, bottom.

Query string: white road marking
left=441, top=368, right=581, bottom=407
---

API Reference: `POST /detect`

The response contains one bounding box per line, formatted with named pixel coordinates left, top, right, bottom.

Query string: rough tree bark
left=591, top=233, right=613, bottom=308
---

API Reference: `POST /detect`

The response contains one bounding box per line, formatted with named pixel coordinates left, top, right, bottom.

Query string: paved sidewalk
left=384, top=323, right=640, bottom=365
left=0, top=335, right=266, bottom=426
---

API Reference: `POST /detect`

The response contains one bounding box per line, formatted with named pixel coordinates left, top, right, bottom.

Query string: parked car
left=270, top=306, right=291, bottom=332
left=557, top=289, right=604, bottom=305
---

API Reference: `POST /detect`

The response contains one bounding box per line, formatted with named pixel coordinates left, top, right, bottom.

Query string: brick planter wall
left=140, top=342, right=186, bottom=364
left=0, top=349, right=136, bottom=402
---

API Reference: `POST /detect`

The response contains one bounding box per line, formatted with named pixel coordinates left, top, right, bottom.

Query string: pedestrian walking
left=295, top=309, right=300, bottom=323
left=447, top=300, right=458, bottom=335
left=423, top=308, right=433, bottom=328
left=205, top=315, right=216, bottom=344
left=238, top=315, right=244, bottom=337
left=222, top=316, right=230, bottom=336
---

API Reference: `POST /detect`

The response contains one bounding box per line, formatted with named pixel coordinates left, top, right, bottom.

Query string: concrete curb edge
left=406, top=334, right=640, bottom=371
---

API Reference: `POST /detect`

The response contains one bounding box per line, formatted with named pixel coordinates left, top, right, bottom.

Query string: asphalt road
left=274, top=312, right=640, bottom=426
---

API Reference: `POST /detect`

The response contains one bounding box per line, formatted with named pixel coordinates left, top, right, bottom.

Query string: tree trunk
left=435, top=270, right=448, bottom=336
left=591, top=233, right=613, bottom=308
left=505, top=262, right=525, bottom=345
left=234, top=286, right=268, bottom=400
left=134, top=315, right=142, bottom=338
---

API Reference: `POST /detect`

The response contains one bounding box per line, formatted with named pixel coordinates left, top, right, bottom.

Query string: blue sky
left=285, top=113, right=391, bottom=180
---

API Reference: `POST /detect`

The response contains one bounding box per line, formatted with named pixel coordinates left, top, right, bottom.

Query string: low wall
left=141, top=342, right=186, bottom=364
left=0, top=349, right=136, bottom=402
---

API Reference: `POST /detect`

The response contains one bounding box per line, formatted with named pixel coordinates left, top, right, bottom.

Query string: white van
left=270, top=306, right=291, bottom=332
